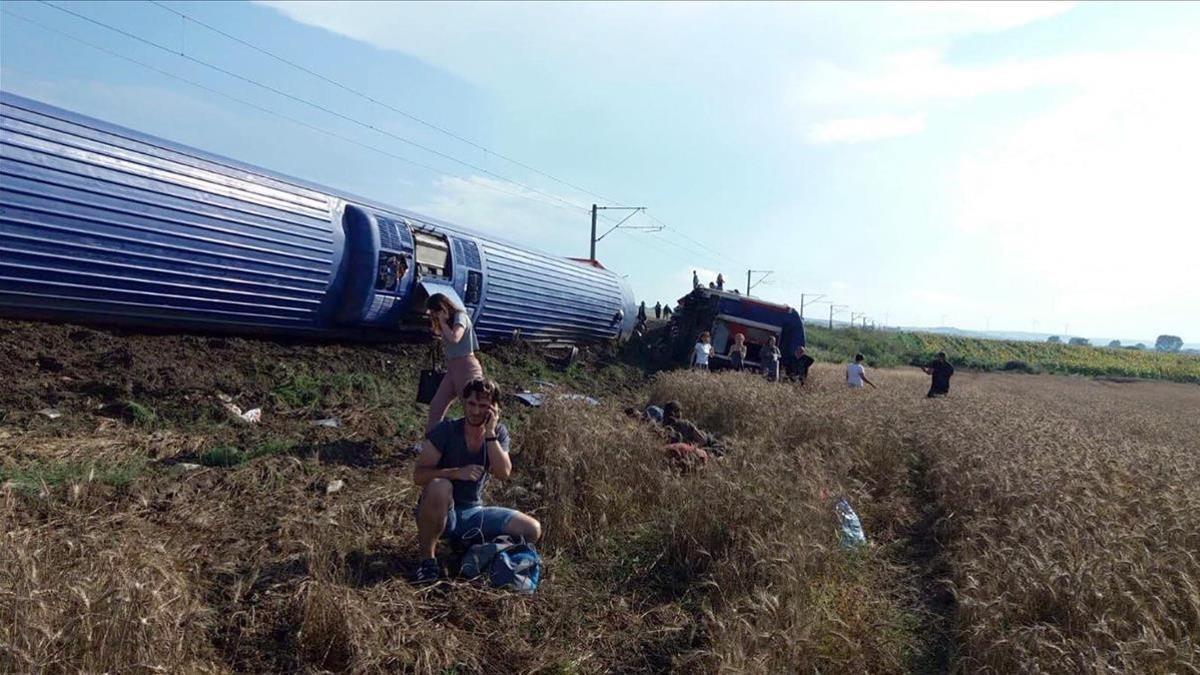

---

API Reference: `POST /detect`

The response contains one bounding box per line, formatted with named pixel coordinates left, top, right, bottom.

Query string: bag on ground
left=459, top=535, right=542, bottom=593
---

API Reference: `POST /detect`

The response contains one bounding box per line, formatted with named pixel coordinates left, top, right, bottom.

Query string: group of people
left=843, top=351, right=954, bottom=397
left=689, top=330, right=954, bottom=396
left=690, top=331, right=815, bottom=384
left=414, top=293, right=542, bottom=584
left=625, top=399, right=725, bottom=467
left=414, top=291, right=955, bottom=584
left=636, top=300, right=673, bottom=323
left=692, top=270, right=736, bottom=293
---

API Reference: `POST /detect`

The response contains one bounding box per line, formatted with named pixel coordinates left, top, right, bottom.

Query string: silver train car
left=0, top=93, right=637, bottom=343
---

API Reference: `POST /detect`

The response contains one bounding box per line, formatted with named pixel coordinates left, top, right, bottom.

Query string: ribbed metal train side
left=473, top=239, right=629, bottom=343
left=0, top=96, right=339, bottom=333
left=0, top=92, right=638, bottom=344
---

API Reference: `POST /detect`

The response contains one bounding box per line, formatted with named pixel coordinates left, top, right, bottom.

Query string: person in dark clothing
left=637, top=301, right=647, bottom=323
left=922, top=352, right=955, bottom=397
left=788, top=345, right=816, bottom=384
left=716, top=273, right=725, bottom=291
left=727, top=333, right=747, bottom=371
left=663, top=306, right=673, bottom=319
left=654, top=301, right=662, bottom=319
left=693, top=270, right=700, bottom=289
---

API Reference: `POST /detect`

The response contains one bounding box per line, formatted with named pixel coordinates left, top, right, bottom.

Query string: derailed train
left=0, top=93, right=637, bottom=344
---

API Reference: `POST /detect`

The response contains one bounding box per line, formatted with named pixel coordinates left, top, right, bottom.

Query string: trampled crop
left=1, top=319, right=1197, bottom=672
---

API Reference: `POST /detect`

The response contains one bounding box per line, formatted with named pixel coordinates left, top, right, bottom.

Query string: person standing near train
left=692, top=331, right=713, bottom=370
left=727, top=332, right=747, bottom=371
left=425, top=293, right=485, bottom=433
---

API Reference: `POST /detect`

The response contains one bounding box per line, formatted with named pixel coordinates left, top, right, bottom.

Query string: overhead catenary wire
left=37, top=0, right=601, bottom=215
left=146, top=0, right=628, bottom=208
left=13, top=2, right=802, bottom=297
left=0, top=7, right=588, bottom=215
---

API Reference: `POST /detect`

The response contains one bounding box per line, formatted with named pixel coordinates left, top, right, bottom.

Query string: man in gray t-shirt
left=412, top=378, right=541, bottom=583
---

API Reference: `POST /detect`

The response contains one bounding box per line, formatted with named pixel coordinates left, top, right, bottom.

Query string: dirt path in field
left=904, top=443, right=956, bottom=674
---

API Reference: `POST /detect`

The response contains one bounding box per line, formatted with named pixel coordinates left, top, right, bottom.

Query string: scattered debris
left=325, top=479, right=345, bottom=494
left=37, top=408, right=61, bottom=419
left=176, top=463, right=202, bottom=472
left=514, top=392, right=600, bottom=407
left=217, top=395, right=261, bottom=424
left=312, top=417, right=341, bottom=428
left=835, top=497, right=868, bottom=548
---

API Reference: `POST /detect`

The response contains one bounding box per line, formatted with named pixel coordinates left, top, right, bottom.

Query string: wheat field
left=2, top=333, right=1198, bottom=672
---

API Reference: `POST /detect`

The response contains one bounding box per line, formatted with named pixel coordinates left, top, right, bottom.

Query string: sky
left=1, top=1, right=1197, bottom=342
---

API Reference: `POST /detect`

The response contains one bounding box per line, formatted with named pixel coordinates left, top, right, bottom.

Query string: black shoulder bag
left=417, top=340, right=446, bottom=405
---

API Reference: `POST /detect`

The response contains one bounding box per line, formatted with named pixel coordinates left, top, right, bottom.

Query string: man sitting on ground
left=412, top=378, right=542, bottom=583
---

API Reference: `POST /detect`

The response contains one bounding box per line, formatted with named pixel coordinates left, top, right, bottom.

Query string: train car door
left=333, top=204, right=415, bottom=327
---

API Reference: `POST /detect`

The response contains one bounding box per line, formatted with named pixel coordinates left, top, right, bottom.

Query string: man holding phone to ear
left=412, top=378, right=542, bottom=584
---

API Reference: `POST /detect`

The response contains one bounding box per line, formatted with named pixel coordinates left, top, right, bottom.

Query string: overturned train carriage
left=0, top=93, right=637, bottom=343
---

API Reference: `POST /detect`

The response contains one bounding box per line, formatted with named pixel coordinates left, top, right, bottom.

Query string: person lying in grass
left=412, top=378, right=542, bottom=584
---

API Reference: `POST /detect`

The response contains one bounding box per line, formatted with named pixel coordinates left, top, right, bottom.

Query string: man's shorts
left=443, top=504, right=518, bottom=542
left=414, top=494, right=519, bottom=543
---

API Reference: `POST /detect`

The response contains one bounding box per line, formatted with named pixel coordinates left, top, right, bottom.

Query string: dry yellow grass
left=2, top=352, right=1198, bottom=672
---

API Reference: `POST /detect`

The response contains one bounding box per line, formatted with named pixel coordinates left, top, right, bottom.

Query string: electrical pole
left=746, top=270, right=773, bottom=296
left=799, top=293, right=826, bottom=320
left=589, top=204, right=651, bottom=261
left=829, top=304, right=848, bottom=330
left=589, top=205, right=597, bottom=261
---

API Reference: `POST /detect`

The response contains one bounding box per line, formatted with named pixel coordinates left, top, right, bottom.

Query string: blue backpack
left=459, top=535, right=542, bottom=593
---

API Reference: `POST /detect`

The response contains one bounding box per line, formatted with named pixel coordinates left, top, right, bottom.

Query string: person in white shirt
left=845, top=353, right=877, bottom=389
left=691, top=331, right=713, bottom=370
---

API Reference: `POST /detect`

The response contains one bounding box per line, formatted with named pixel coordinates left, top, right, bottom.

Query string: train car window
left=375, top=253, right=407, bottom=291
left=465, top=270, right=482, bottom=305
left=413, top=231, right=450, bottom=277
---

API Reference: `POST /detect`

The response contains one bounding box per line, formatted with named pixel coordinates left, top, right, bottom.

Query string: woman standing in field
left=425, top=293, right=484, bottom=433
left=727, top=333, right=747, bottom=371
left=761, top=336, right=782, bottom=382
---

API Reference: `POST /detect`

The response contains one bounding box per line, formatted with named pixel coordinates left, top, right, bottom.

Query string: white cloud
left=410, top=175, right=584, bottom=255
left=952, top=47, right=1200, bottom=331
left=807, top=112, right=926, bottom=144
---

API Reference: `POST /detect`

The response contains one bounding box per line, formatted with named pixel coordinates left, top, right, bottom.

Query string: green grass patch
left=272, top=368, right=407, bottom=412
left=125, top=400, right=158, bottom=427
left=247, top=438, right=297, bottom=460
left=199, top=446, right=246, bottom=468
left=0, top=457, right=148, bottom=494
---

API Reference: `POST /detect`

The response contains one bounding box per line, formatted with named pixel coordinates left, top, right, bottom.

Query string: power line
left=0, top=7, right=587, bottom=216
left=146, top=0, right=627, bottom=208
left=17, top=1, right=764, bottom=280
left=644, top=211, right=751, bottom=270
left=38, top=0, right=597, bottom=215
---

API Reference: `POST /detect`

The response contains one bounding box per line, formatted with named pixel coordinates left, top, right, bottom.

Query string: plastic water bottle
left=835, top=497, right=867, bottom=548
